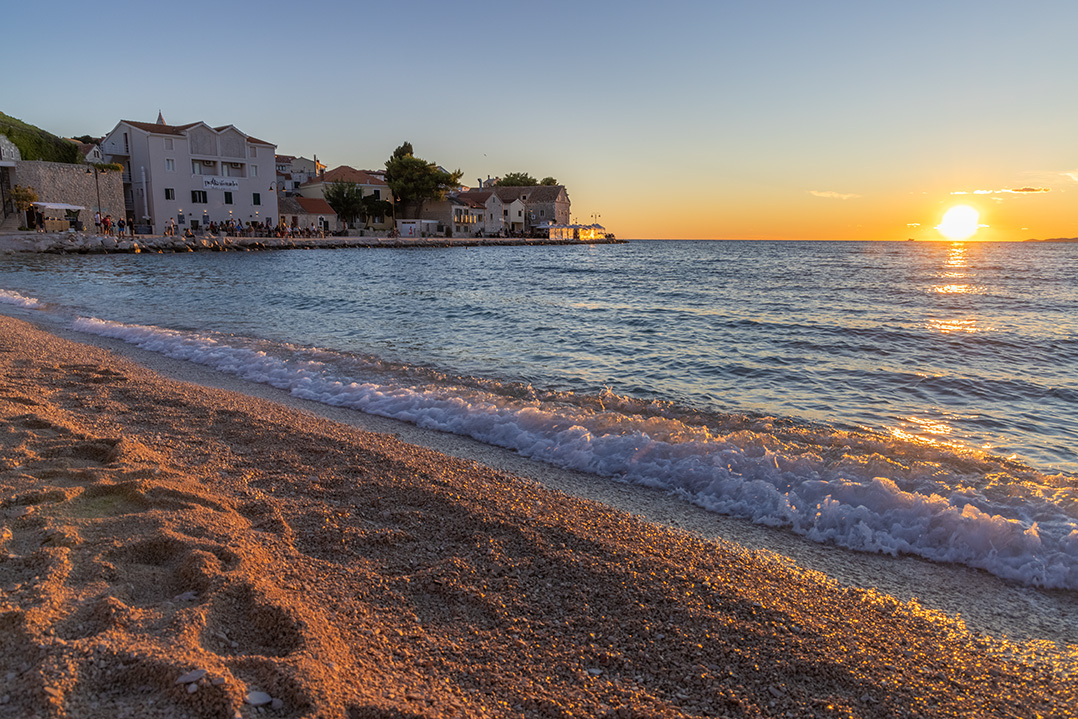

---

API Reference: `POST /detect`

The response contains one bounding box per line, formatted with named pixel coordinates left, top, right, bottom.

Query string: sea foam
left=73, top=316, right=1078, bottom=589
left=0, top=289, right=43, bottom=309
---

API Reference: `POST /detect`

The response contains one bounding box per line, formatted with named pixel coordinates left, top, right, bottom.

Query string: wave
left=0, top=289, right=43, bottom=309
left=72, top=316, right=1078, bottom=590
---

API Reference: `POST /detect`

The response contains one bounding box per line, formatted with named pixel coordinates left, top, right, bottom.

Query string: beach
left=1, top=312, right=1074, bottom=718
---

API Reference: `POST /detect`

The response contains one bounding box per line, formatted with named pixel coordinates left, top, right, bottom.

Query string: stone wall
left=12, top=160, right=125, bottom=228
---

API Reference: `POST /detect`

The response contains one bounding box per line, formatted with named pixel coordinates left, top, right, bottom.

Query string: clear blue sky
left=5, top=0, right=1076, bottom=239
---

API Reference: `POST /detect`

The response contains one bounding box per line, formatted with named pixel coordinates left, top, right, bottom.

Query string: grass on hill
left=0, top=111, right=80, bottom=164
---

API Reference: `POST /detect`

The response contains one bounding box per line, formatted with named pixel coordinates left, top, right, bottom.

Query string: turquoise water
left=3, top=240, right=1077, bottom=587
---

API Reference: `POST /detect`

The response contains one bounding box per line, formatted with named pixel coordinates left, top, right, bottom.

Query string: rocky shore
left=0, top=231, right=624, bottom=255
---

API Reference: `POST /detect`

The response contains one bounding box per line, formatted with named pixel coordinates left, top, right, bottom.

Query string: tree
left=323, top=181, right=364, bottom=228
left=497, top=172, right=538, bottom=187
left=358, top=194, right=394, bottom=229
left=10, top=185, right=38, bottom=213
left=384, top=142, right=462, bottom=218
left=540, top=176, right=558, bottom=186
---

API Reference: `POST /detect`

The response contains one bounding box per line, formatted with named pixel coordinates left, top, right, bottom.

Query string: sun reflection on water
left=928, top=318, right=980, bottom=333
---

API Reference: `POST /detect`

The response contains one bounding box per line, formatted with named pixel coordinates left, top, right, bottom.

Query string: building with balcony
left=100, top=114, right=277, bottom=234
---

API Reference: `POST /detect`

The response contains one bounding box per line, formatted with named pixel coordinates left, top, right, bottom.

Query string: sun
left=936, top=205, right=980, bottom=240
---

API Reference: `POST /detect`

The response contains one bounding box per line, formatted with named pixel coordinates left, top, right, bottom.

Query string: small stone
left=187, top=683, right=198, bottom=694
left=173, top=591, right=198, bottom=602
left=271, top=698, right=283, bottom=710
left=175, top=669, right=207, bottom=684
left=13, top=506, right=34, bottom=518
left=768, top=686, right=785, bottom=698
left=211, top=677, right=226, bottom=686
left=587, top=668, right=603, bottom=676
left=43, top=687, right=61, bottom=698
left=246, top=691, right=272, bottom=706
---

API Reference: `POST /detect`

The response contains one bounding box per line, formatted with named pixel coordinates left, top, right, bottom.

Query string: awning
left=32, top=202, right=85, bottom=211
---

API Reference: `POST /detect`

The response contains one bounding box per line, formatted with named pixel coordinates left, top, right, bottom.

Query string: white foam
left=0, top=289, right=43, bottom=309
left=73, top=316, right=1078, bottom=589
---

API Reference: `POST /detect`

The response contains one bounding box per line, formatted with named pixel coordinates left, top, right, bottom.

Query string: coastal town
left=0, top=111, right=618, bottom=252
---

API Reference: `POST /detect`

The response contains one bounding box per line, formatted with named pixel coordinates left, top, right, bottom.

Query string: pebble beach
left=1, top=312, right=1075, bottom=718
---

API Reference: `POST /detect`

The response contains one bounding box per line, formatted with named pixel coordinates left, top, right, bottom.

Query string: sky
left=4, top=0, right=1076, bottom=240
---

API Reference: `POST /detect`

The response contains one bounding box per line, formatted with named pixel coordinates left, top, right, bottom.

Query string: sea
left=2, top=239, right=1076, bottom=590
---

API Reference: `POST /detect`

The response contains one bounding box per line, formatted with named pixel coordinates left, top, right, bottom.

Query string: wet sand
left=0, top=313, right=1074, bottom=718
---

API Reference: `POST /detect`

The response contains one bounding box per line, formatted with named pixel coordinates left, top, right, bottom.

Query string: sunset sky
left=5, top=1, right=1076, bottom=240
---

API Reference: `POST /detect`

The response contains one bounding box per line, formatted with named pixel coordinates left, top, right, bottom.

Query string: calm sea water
left=2, top=240, right=1076, bottom=588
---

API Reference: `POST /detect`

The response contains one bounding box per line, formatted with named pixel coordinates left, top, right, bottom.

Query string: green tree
left=323, top=181, right=364, bottom=228
left=539, top=176, right=558, bottom=186
left=384, top=142, right=463, bottom=218
left=497, top=172, right=538, bottom=187
left=358, top=194, right=394, bottom=229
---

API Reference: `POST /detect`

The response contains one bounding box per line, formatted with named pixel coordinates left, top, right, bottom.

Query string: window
left=224, top=192, right=233, bottom=205
left=164, top=188, right=175, bottom=200
left=251, top=165, right=258, bottom=177
left=372, top=189, right=380, bottom=200
left=250, top=147, right=257, bottom=158
left=540, top=209, right=545, bottom=217
left=252, top=193, right=261, bottom=206
left=165, top=159, right=175, bottom=172
left=192, top=160, right=201, bottom=175
left=191, top=190, right=208, bottom=204
left=164, top=138, right=173, bottom=150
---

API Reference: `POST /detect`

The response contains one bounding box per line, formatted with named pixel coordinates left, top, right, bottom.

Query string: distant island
left=1023, top=237, right=1078, bottom=242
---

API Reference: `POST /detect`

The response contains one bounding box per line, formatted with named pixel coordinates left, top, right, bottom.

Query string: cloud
left=950, top=187, right=1051, bottom=195
left=809, top=190, right=860, bottom=200
left=1064, top=170, right=1078, bottom=181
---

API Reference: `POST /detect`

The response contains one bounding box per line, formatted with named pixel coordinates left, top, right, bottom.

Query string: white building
left=101, top=114, right=277, bottom=234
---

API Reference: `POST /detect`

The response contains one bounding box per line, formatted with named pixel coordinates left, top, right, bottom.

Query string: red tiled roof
left=457, top=190, right=493, bottom=203
left=301, top=165, right=387, bottom=187
left=121, top=120, right=273, bottom=146
left=295, top=197, right=336, bottom=215
left=122, top=120, right=200, bottom=136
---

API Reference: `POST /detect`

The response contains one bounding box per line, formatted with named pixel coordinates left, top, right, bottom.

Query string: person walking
left=94, top=211, right=102, bottom=234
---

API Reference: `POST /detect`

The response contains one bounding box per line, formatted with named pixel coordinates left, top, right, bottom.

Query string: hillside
left=0, top=111, right=79, bottom=163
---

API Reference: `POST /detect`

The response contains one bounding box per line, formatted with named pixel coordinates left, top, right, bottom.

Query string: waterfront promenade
left=0, top=229, right=623, bottom=255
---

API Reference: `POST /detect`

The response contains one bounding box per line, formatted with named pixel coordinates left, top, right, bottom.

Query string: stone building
left=6, top=160, right=124, bottom=231
left=0, top=134, right=20, bottom=222
left=490, top=185, right=571, bottom=233
left=277, top=195, right=339, bottom=233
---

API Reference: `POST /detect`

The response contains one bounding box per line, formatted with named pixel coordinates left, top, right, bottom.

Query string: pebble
left=246, top=690, right=273, bottom=706
left=271, top=698, right=284, bottom=710
left=187, top=683, right=199, bottom=694
left=175, top=669, right=207, bottom=684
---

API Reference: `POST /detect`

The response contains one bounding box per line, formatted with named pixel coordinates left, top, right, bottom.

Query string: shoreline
left=10, top=302, right=1077, bottom=649
left=0, top=312, right=1074, bottom=717
left=0, top=231, right=624, bottom=256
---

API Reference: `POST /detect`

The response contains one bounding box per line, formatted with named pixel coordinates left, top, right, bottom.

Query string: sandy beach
left=0, top=312, right=1074, bottom=719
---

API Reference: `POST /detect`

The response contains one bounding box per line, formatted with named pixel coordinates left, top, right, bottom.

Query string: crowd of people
left=93, top=211, right=134, bottom=237
left=161, top=217, right=330, bottom=239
